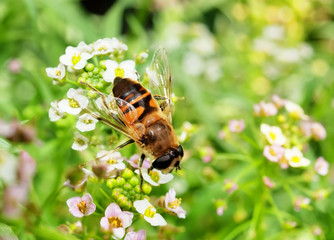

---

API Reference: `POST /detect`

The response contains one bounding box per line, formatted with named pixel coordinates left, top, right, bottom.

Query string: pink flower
left=2, top=184, right=28, bottom=218
left=311, top=122, right=326, bottom=141
left=263, top=176, right=275, bottom=188
left=253, top=101, right=278, bottom=117
left=66, top=193, right=96, bottom=217
left=17, top=150, right=36, bottom=184
left=124, top=229, right=147, bottom=240
left=314, top=157, right=329, bottom=176
left=164, top=188, right=186, bottom=219
left=263, top=145, right=285, bottom=162
left=228, top=119, right=245, bottom=133
left=224, top=179, right=238, bottom=194
left=8, top=58, right=21, bottom=74
left=216, top=206, right=224, bottom=216
left=272, top=95, right=285, bottom=108
left=201, top=146, right=214, bottom=163
left=293, top=196, right=311, bottom=211
left=126, top=154, right=151, bottom=169
left=100, top=203, right=133, bottom=239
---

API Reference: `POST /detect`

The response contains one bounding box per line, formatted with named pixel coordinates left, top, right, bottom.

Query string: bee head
left=152, top=145, right=184, bottom=174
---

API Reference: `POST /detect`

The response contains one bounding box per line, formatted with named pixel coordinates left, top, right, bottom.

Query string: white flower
left=111, top=37, right=128, bottom=53
left=59, top=46, right=92, bottom=70
left=134, top=168, right=173, bottom=186
left=164, top=188, right=186, bottom=218
left=263, top=25, right=285, bottom=40
left=76, top=113, right=98, bottom=132
left=48, top=101, right=65, bottom=122
left=314, top=157, right=329, bottom=176
left=96, top=151, right=126, bottom=172
left=253, top=101, right=278, bottom=117
left=284, top=147, right=311, bottom=168
left=45, top=63, right=66, bottom=83
left=311, top=122, right=326, bottom=141
left=285, top=100, right=308, bottom=120
left=58, top=88, right=89, bottom=115
left=260, top=124, right=287, bottom=146
left=76, top=41, right=93, bottom=53
left=103, top=60, right=138, bottom=82
left=92, top=38, right=117, bottom=56
left=133, top=199, right=167, bottom=226
left=72, top=132, right=89, bottom=151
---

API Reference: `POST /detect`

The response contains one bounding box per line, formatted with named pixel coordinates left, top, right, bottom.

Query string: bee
left=80, top=47, right=184, bottom=177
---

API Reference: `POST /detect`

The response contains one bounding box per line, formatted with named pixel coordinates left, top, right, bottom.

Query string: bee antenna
left=79, top=81, right=103, bottom=97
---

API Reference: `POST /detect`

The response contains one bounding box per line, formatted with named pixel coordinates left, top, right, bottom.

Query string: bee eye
left=177, top=145, right=184, bottom=158
left=152, top=154, right=173, bottom=170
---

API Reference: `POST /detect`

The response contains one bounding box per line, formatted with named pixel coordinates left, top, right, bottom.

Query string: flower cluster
left=46, top=38, right=187, bottom=239
left=255, top=95, right=328, bottom=173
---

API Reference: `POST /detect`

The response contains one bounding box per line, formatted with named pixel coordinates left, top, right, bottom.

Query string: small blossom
left=49, top=101, right=65, bottom=122
left=103, top=60, right=138, bottom=83
left=135, top=168, right=173, bottom=186
left=285, top=100, right=308, bottom=120
left=300, top=121, right=312, bottom=137
left=133, top=199, right=167, bottom=226
left=58, top=88, right=89, bottom=115
left=96, top=150, right=126, bottom=172
left=253, top=101, right=278, bottom=117
left=164, top=188, right=186, bottom=218
left=312, top=226, right=323, bottom=236
left=284, top=221, right=297, bottom=229
left=260, top=124, right=287, bottom=145
left=314, top=157, right=329, bottom=176
left=126, top=154, right=151, bottom=169
left=72, top=132, right=89, bottom=151
left=200, top=146, right=214, bottom=163
left=59, top=46, right=92, bottom=70
left=8, top=58, right=21, bottom=74
left=100, top=203, right=133, bottom=239
left=124, top=229, right=146, bottom=240
left=92, top=38, right=117, bottom=56
left=2, top=184, right=28, bottom=218
left=46, top=63, right=66, bottom=83
left=313, top=189, right=329, bottom=201
left=76, top=113, right=98, bottom=132
left=263, top=145, right=285, bottom=162
left=66, top=193, right=96, bottom=217
left=263, top=176, right=275, bottom=188
left=224, top=179, right=238, bottom=194
left=293, top=196, right=311, bottom=211
left=272, top=95, right=285, bottom=108
left=216, top=206, right=224, bottom=216
left=284, top=147, right=310, bottom=168
left=228, top=119, right=245, bottom=133
left=76, top=41, right=93, bottom=53
left=311, top=122, right=326, bottom=141
left=17, top=150, right=36, bottom=184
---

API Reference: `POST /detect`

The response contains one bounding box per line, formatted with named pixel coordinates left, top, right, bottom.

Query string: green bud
left=106, top=178, right=117, bottom=189
left=142, top=183, right=152, bottom=195
left=129, top=176, right=140, bottom=187
left=111, top=188, right=123, bottom=199
left=123, top=183, right=132, bottom=191
left=135, top=194, right=142, bottom=200
left=88, top=72, right=93, bottom=77
left=82, top=72, right=88, bottom=78
left=85, top=63, right=95, bottom=72
left=122, top=168, right=134, bottom=179
left=117, top=195, right=128, bottom=207
left=123, top=200, right=132, bottom=210
left=77, top=77, right=85, bottom=84
left=100, top=60, right=107, bottom=70
left=93, top=67, right=99, bottom=74
left=95, top=82, right=104, bottom=89
left=134, top=185, right=141, bottom=194
left=116, top=177, right=126, bottom=187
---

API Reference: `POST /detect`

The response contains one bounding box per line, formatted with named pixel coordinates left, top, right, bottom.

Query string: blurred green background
left=0, top=0, right=334, bottom=239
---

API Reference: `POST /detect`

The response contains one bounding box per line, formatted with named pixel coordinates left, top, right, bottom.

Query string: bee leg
left=139, top=153, right=145, bottom=191
left=114, top=139, right=135, bottom=151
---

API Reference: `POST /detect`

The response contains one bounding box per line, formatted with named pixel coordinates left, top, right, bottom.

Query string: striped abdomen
left=113, top=77, right=159, bottom=124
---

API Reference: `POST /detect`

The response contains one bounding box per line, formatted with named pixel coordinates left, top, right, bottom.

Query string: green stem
left=99, top=188, right=111, bottom=200
left=82, top=216, right=87, bottom=240
left=266, top=192, right=284, bottom=226
left=65, top=79, right=79, bottom=86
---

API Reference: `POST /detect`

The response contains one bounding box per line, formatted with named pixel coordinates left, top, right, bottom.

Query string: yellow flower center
left=77, top=200, right=87, bottom=214
left=107, top=158, right=117, bottom=164
left=55, top=69, right=61, bottom=77
left=149, top=171, right=160, bottom=183
left=269, top=132, right=276, bottom=140
left=108, top=216, right=123, bottom=228
left=168, top=198, right=181, bottom=209
left=98, top=45, right=107, bottom=52
left=69, top=98, right=80, bottom=108
left=115, top=67, right=124, bottom=78
left=144, top=205, right=156, bottom=218
left=291, top=156, right=300, bottom=163
left=72, top=53, right=81, bottom=66
left=269, top=147, right=277, bottom=156
left=83, top=119, right=93, bottom=124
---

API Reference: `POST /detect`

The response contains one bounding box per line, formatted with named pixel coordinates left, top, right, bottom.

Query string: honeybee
left=80, top=48, right=184, bottom=176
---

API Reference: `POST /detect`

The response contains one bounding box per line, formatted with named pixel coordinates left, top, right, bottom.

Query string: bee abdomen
left=113, top=77, right=159, bottom=124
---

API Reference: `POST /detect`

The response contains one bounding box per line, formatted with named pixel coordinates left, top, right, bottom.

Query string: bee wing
left=79, top=89, right=140, bottom=141
left=148, top=47, right=173, bottom=123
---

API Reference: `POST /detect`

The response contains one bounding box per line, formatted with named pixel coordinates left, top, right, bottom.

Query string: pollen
left=83, top=119, right=93, bottom=124
left=69, top=98, right=80, bottom=108
left=71, top=53, right=81, bottom=66
left=144, top=205, right=156, bottom=218
left=149, top=171, right=160, bottom=183
left=107, top=158, right=117, bottom=164
left=291, top=156, right=300, bottom=163
left=269, top=132, right=276, bottom=140
left=77, top=200, right=87, bottom=214
left=115, top=67, right=124, bottom=78
left=55, top=69, right=61, bottom=76
left=108, top=216, right=123, bottom=228
left=168, top=198, right=182, bottom=209
left=269, top=147, right=277, bottom=156
left=98, top=45, right=107, bottom=52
